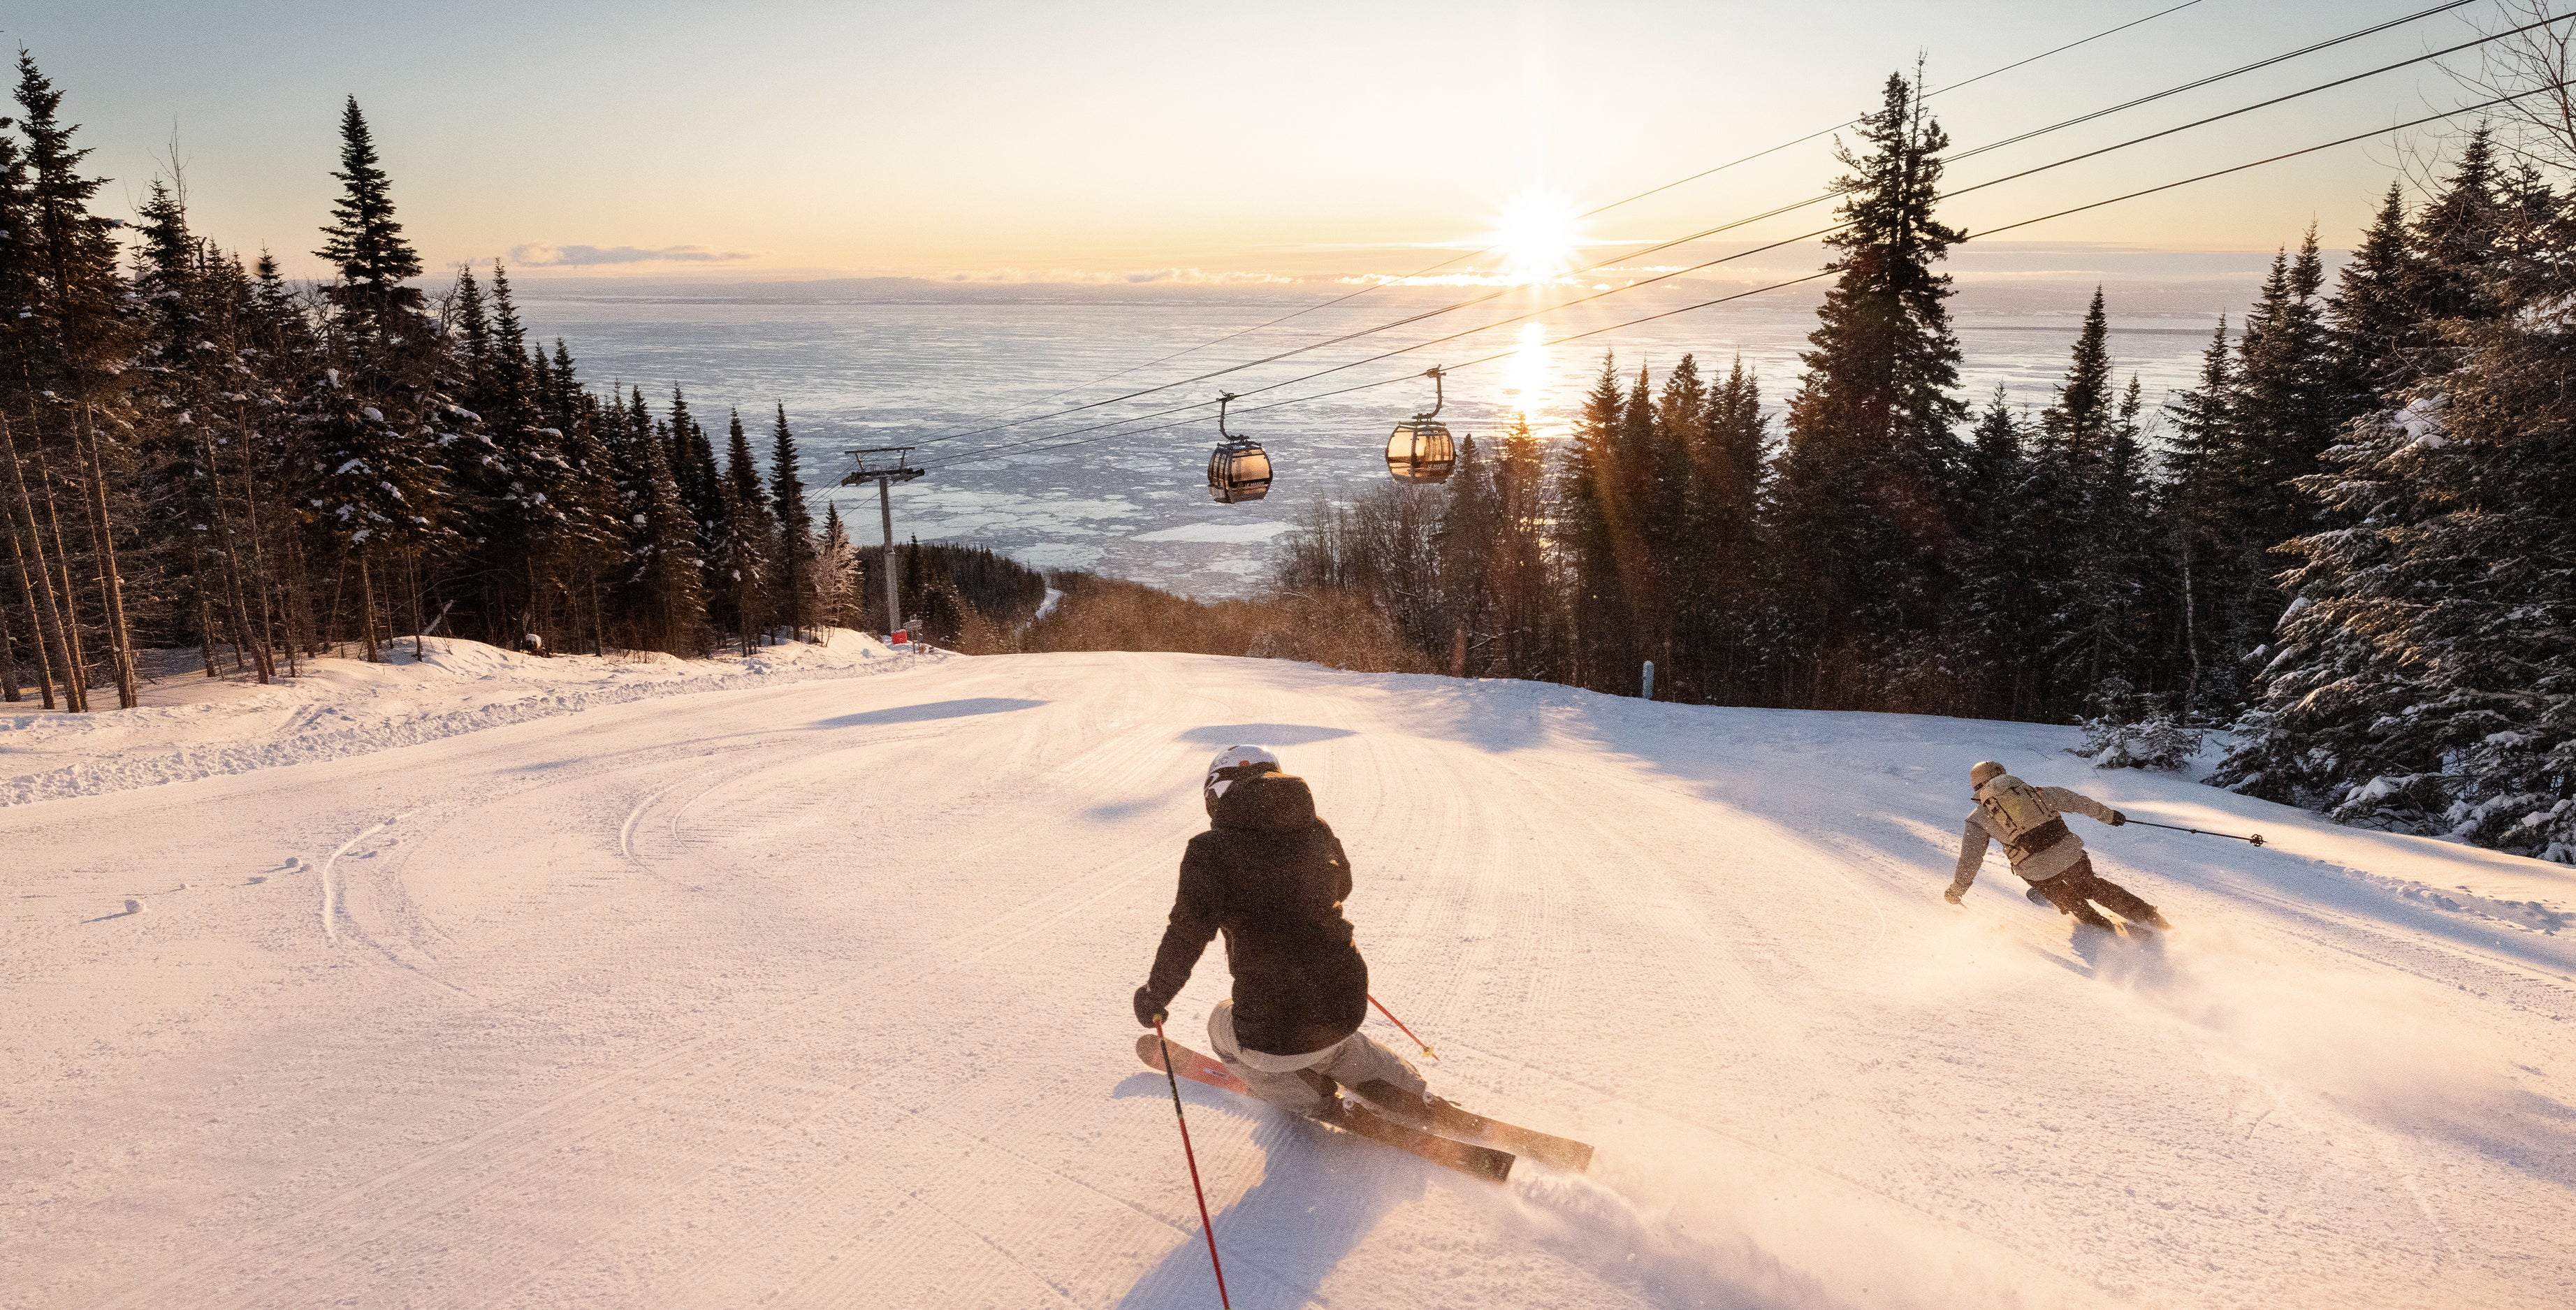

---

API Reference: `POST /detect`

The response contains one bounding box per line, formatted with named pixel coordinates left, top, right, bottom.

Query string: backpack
left=1975, top=775, right=2069, bottom=859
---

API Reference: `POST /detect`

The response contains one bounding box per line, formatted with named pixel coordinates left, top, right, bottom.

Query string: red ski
left=1136, top=1035, right=1514, bottom=1183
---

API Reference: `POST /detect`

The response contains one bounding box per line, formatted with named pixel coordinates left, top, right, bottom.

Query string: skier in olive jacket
left=1133, top=745, right=1432, bottom=1119
left=1948, top=760, right=2172, bottom=932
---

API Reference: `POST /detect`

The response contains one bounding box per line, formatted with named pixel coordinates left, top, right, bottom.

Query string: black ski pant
left=2031, top=856, right=2158, bottom=930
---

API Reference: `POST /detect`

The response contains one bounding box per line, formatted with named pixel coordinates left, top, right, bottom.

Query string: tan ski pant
left=2033, top=854, right=2160, bottom=930
left=1207, top=999, right=1426, bottom=1116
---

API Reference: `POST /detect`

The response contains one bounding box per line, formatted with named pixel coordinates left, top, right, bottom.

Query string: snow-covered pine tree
left=814, top=501, right=861, bottom=632
left=2222, top=173, right=2574, bottom=861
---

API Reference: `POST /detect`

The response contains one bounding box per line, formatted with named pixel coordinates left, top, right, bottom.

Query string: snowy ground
left=3, top=650, right=2571, bottom=1309
left=1, top=632, right=903, bottom=807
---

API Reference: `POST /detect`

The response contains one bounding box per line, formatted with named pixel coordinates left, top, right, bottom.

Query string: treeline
left=0, top=56, right=872, bottom=713
left=1283, top=75, right=2573, bottom=864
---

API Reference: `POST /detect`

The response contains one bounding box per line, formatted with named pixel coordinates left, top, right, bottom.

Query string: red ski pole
left=1368, top=994, right=1436, bottom=1060
left=1152, top=1019, right=1231, bottom=1309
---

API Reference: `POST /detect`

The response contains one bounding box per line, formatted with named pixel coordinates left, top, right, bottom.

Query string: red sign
left=889, top=629, right=910, bottom=646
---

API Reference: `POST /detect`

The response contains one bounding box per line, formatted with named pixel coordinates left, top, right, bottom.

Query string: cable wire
left=916, top=1, right=2222, bottom=438
left=919, top=78, right=2570, bottom=473
left=903, top=0, right=2498, bottom=457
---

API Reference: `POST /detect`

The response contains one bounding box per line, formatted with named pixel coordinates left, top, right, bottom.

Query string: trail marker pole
left=1642, top=660, right=1655, bottom=701
left=841, top=447, right=925, bottom=648
left=1152, top=1019, right=1231, bottom=1308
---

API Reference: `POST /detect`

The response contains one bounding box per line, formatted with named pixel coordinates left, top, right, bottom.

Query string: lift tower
left=840, top=447, right=926, bottom=646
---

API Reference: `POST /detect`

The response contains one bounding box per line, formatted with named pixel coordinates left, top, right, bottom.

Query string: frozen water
left=521, top=283, right=2231, bottom=595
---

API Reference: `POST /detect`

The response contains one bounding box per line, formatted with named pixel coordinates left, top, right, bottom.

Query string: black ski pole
left=1153, top=1018, right=1232, bottom=1309
left=2127, top=817, right=2265, bottom=846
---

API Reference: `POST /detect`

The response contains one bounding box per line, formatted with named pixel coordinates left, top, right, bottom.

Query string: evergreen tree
left=2404, top=126, right=2501, bottom=349
left=2326, top=183, right=2417, bottom=405
left=1948, top=388, right=2044, bottom=718
left=2076, top=376, right=2153, bottom=697
left=312, top=97, right=424, bottom=354
left=2160, top=316, right=2236, bottom=711
left=630, top=413, right=708, bottom=655
left=2176, top=233, right=2337, bottom=713
left=1431, top=433, right=1499, bottom=674
left=815, top=501, right=862, bottom=630
left=768, top=403, right=816, bottom=637
left=1770, top=69, right=1968, bottom=710
left=1556, top=354, right=1632, bottom=690
left=1487, top=413, right=1556, bottom=683
left=2038, top=287, right=2115, bottom=463
left=1684, top=357, right=1768, bottom=703
left=13, top=50, right=145, bottom=704
left=712, top=409, right=771, bottom=652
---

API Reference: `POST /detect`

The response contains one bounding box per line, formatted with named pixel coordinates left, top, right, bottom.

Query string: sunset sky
left=18, top=1, right=2510, bottom=285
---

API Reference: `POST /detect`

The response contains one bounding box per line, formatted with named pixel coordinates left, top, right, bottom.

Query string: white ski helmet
left=1203, top=744, right=1281, bottom=813
left=1970, top=759, right=2008, bottom=788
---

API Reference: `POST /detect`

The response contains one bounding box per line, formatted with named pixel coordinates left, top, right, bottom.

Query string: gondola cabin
left=1385, top=365, right=1455, bottom=483
left=1385, top=419, right=1455, bottom=483
left=1205, top=391, right=1273, bottom=504
left=1208, top=439, right=1272, bottom=503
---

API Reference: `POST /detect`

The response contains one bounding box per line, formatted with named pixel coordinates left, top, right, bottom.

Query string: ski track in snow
left=3, top=652, right=2573, bottom=1309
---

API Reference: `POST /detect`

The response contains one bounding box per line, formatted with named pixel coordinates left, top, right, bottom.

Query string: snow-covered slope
left=0, top=632, right=906, bottom=807
left=3, top=653, right=2570, bottom=1309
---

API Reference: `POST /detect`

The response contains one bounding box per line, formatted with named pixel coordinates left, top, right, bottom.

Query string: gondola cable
left=904, top=0, right=2511, bottom=458
left=919, top=75, right=2576, bottom=474
left=918, top=33, right=2575, bottom=475
left=907, top=0, right=2221, bottom=439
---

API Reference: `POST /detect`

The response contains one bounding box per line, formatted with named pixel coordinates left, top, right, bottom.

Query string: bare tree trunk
left=0, top=597, right=20, bottom=702
left=358, top=558, right=381, bottom=662
left=2179, top=530, right=2202, bottom=708
left=198, top=592, right=219, bottom=678
left=3, top=421, right=67, bottom=709
left=3, top=431, right=59, bottom=708
left=71, top=405, right=138, bottom=708
left=29, top=437, right=90, bottom=712
left=202, top=427, right=272, bottom=684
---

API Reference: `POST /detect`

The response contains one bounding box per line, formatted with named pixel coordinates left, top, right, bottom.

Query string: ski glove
left=2109, top=810, right=2127, bottom=826
left=1943, top=880, right=1968, bottom=906
left=1133, top=986, right=1167, bottom=1029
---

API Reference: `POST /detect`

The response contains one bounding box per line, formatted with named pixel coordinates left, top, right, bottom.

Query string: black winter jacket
left=1141, top=771, right=1369, bottom=1056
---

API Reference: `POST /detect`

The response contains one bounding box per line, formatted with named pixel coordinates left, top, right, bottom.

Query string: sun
left=1490, top=191, right=1584, bottom=286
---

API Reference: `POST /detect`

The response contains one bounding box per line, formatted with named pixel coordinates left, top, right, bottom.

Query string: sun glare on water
left=1491, top=191, right=1583, bottom=286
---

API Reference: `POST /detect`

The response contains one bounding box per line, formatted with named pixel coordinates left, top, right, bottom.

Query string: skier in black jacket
left=1133, top=745, right=1432, bottom=1119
